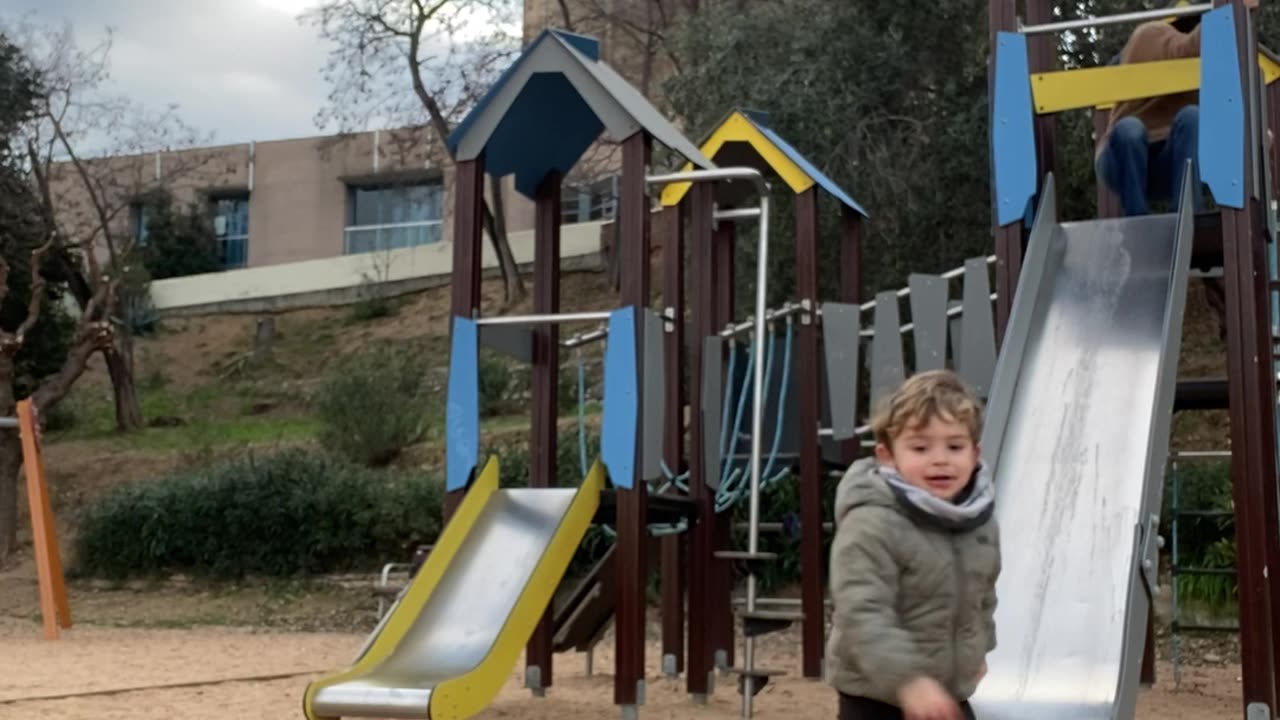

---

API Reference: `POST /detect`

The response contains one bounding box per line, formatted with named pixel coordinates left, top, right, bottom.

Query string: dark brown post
left=839, top=206, right=864, bottom=464
left=446, top=156, right=486, bottom=521
left=989, top=0, right=1023, bottom=344
left=712, top=218, right=736, bottom=671
left=661, top=204, right=687, bottom=676
left=615, top=131, right=652, bottom=709
left=686, top=182, right=718, bottom=700
left=1025, top=0, right=1056, bottom=190
left=795, top=188, right=824, bottom=678
left=1216, top=0, right=1279, bottom=713
left=1266, top=73, right=1280, bottom=705
left=526, top=170, right=561, bottom=693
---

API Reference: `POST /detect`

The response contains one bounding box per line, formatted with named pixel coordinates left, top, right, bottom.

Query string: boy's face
left=875, top=415, right=980, bottom=502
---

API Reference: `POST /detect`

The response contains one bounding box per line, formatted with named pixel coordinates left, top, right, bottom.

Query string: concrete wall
left=149, top=220, right=607, bottom=315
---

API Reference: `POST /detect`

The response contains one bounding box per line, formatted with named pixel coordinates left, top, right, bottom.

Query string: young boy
left=826, top=369, right=1000, bottom=720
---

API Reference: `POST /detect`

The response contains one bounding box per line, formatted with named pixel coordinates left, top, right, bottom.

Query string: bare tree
left=305, top=0, right=526, bottom=306
left=14, top=21, right=220, bottom=432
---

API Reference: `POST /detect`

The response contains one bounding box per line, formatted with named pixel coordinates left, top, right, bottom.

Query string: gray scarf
left=877, top=462, right=996, bottom=532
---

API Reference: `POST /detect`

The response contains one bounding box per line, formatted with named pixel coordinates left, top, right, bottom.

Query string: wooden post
left=839, top=206, right=864, bottom=465
left=711, top=218, right=736, bottom=672
left=685, top=183, right=717, bottom=699
left=794, top=188, right=824, bottom=678
left=1025, top=0, right=1056, bottom=196
left=1216, top=0, right=1279, bottom=713
left=661, top=204, right=687, bottom=676
left=989, top=0, right=1023, bottom=344
left=446, top=156, right=486, bottom=521
left=615, top=131, right=652, bottom=709
left=526, top=170, right=562, bottom=694
left=20, top=399, right=70, bottom=640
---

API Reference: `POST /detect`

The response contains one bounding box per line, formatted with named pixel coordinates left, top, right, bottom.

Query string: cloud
left=4, top=0, right=337, bottom=144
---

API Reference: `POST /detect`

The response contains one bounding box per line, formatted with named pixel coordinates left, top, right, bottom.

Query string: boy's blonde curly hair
left=870, top=369, right=984, bottom=448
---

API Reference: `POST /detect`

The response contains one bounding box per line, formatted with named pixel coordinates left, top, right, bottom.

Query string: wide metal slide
left=303, top=457, right=605, bottom=720
left=970, top=173, right=1194, bottom=719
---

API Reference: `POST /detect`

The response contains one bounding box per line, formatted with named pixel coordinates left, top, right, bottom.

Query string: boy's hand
left=897, top=676, right=964, bottom=720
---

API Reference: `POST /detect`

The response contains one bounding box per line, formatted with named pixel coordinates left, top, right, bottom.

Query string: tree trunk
left=105, top=348, right=143, bottom=431
left=0, top=354, right=19, bottom=561
left=47, top=252, right=144, bottom=432
left=484, top=177, right=525, bottom=307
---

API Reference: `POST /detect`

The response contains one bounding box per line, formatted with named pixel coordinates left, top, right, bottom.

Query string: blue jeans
left=1096, top=105, right=1203, bottom=216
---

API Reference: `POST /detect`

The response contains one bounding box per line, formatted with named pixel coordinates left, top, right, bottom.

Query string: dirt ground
left=0, top=616, right=1249, bottom=720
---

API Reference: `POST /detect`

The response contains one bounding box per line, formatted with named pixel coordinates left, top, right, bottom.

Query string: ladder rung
left=1171, top=566, right=1236, bottom=576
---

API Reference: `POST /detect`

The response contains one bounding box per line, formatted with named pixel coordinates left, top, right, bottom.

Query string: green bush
left=313, top=342, right=431, bottom=466
left=1163, top=459, right=1237, bottom=610
left=73, top=447, right=441, bottom=580
left=477, top=352, right=515, bottom=418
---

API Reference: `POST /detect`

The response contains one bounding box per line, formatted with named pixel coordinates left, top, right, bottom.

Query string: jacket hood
left=835, top=457, right=996, bottom=533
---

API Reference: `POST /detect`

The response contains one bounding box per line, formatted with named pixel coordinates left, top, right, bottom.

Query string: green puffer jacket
left=825, top=457, right=1001, bottom=705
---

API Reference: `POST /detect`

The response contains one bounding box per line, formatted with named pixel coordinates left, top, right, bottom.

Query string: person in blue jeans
left=1094, top=9, right=1204, bottom=217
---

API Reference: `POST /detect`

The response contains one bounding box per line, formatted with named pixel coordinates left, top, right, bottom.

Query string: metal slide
left=303, top=456, right=605, bottom=720
left=969, top=172, right=1195, bottom=720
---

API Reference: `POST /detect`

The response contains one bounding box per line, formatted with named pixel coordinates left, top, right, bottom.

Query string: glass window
left=345, top=181, right=444, bottom=254
left=561, top=175, right=618, bottom=224
left=212, top=195, right=250, bottom=269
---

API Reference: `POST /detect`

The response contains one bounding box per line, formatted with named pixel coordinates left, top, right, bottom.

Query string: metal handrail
left=1018, top=3, right=1211, bottom=36
left=857, top=255, right=996, bottom=313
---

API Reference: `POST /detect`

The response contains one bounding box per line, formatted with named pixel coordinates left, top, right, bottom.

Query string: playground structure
left=303, top=1, right=1280, bottom=719
left=982, top=0, right=1280, bottom=718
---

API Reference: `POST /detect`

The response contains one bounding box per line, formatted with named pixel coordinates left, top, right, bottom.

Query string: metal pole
left=562, top=326, right=609, bottom=349
left=741, top=191, right=770, bottom=719
left=856, top=256, right=995, bottom=313
left=0, top=417, right=18, bottom=429
left=719, top=302, right=805, bottom=340
left=475, top=310, right=614, bottom=326
left=1171, top=459, right=1183, bottom=688
left=1017, top=3, right=1211, bottom=35
left=646, top=167, right=770, bottom=196
left=714, top=207, right=762, bottom=222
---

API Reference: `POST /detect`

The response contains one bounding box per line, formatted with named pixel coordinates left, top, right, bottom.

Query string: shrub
left=73, top=447, right=441, bottom=580
left=477, top=352, right=515, bottom=418
left=313, top=342, right=431, bottom=466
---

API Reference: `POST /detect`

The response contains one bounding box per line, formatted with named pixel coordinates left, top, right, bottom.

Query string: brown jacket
left=1097, top=21, right=1201, bottom=156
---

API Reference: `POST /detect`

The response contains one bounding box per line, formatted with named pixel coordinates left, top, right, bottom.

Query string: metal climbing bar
left=1018, top=3, right=1211, bottom=36
left=475, top=310, right=614, bottom=326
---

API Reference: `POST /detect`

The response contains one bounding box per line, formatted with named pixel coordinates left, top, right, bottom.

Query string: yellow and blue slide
left=304, top=455, right=605, bottom=720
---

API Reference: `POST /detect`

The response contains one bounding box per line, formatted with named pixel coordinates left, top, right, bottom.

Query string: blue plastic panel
left=992, top=31, right=1037, bottom=226
left=601, top=307, right=639, bottom=489
left=446, top=317, right=480, bottom=492
left=1200, top=5, right=1245, bottom=209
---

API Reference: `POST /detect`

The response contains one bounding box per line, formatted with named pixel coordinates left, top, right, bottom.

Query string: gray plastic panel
left=909, top=274, right=948, bottom=372
left=702, top=337, right=723, bottom=491
left=641, top=309, right=665, bottom=481
left=959, top=257, right=997, bottom=397
left=478, top=325, right=534, bottom=364
left=969, top=174, right=1194, bottom=720
left=870, top=291, right=905, bottom=408
left=820, top=302, right=862, bottom=441
left=947, top=299, right=964, bottom=369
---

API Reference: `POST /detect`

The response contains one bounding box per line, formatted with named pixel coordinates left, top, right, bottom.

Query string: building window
left=562, top=175, right=619, bottom=224
left=344, top=180, right=443, bottom=254
left=211, top=195, right=250, bottom=268
left=131, top=202, right=152, bottom=246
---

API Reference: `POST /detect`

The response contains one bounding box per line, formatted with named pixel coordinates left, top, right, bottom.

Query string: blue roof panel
left=486, top=72, right=604, bottom=198
left=746, top=114, right=869, bottom=218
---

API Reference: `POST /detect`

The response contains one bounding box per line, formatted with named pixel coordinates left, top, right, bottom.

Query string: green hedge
left=73, top=447, right=442, bottom=580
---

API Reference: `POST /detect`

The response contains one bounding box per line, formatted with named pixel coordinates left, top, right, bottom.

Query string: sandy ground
left=0, top=619, right=1248, bottom=720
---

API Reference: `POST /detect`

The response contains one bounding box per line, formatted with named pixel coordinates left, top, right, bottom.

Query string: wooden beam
left=526, top=170, right=561, bottom=693
left=839, top=207, right=864, bottom=465
left=614, top=131, right=651, bottom=710
left=1216, top=0, right=1279, bottom=713
left=794, top=188, right=825, bottom=679
left=661, top=203, right=687, bottom=677
left=685, top=182, right=717, bottom=700
left=711, top=218, right=736, bottom=673
left=446, top=156, right=486, bottom=520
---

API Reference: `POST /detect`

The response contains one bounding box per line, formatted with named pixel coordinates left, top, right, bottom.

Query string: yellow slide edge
left=428, top=459, right=606, bottom=720
left=303, top=456, right=501, bottom=720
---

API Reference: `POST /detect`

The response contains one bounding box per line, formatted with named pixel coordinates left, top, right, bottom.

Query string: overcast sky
left=5, top=0, right=335, bottom=145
